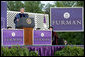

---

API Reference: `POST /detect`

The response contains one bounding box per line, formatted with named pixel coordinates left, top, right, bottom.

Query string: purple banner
left=2, top=29, right=24, bottom=46
left=33, top=30, right=52, bottom=45
left=1, top=1, right=7, bottom=29
left=51, top=8, right=84, bottom=32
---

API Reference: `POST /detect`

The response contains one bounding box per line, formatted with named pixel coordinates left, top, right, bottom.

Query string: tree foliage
left=7, top=1, right=24, bottom=11
left=7, top=1, right=44, bottom=13
left=24, top=1, right=44, bottom=13
left=54, top=1, right=84, bottom=7
left=57, top=32, right=84, bottom=45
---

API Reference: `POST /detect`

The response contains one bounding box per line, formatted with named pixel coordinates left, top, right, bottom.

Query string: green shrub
left=29, top=51, right=39, bottom=56
left=57, top=32, right=84, bottom=45
left=54, top=46, right=84, bottom=56
left=1, top=46, right=39, bottom=56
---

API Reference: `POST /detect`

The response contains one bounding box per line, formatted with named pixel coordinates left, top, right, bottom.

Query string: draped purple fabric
left=43, top=16, right=46, bottom=23
left=1, top=2, right=7, bottom=29
left=7, top=45, right=64, bottom=56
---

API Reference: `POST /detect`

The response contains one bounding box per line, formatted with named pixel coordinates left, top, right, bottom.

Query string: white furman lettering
left=55, top=20, right=81, bottom=25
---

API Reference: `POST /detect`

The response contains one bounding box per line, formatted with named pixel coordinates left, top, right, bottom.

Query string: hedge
left=1, top=46, right=39, bottom=56
left=54, top=46, right=84, bottom=56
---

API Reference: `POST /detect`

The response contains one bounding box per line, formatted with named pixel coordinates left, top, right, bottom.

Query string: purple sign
left=33, top=30, right=52, bottom=45
left=51, top=7, right=84, bottom=32
left=2, top=29, right=24, bottom=46
left=1, top=1, right=7, bottom=29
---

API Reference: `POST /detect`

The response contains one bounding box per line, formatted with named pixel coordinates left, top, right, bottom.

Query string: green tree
left=75, top=1, right=84, bottom=7
left=24, top=1, right=44, bottom=13
left=44, top=3, right=55, bottom=14
left=14, top=1, right=24, bottom=11
left=54, top=1, right=64, bottom=7
left=7, top=1, right=15, bottom=11
left=57, top=32, right=84, bottom=45
left=54, top=1, right=84, bottom=7
left=7, top=1, right=24, bottom=11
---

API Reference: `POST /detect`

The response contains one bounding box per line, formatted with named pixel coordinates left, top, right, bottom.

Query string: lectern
left=16, top=17, right=35, bottom=45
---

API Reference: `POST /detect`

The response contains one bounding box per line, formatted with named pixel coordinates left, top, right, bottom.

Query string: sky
left=41, top=1, right=55, bottom=11
left=41, top=1, right=55, bottom=5
left=21, top=1, right=55, bottom=11
left=22, top=1, right=55, bottom=6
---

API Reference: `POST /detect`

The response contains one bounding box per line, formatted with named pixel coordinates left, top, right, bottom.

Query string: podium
left=23, top=27, right=33, bottom=45
left=16, top=17, right=35, bottom=45
left=16, top=17, right=35, bottom=28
